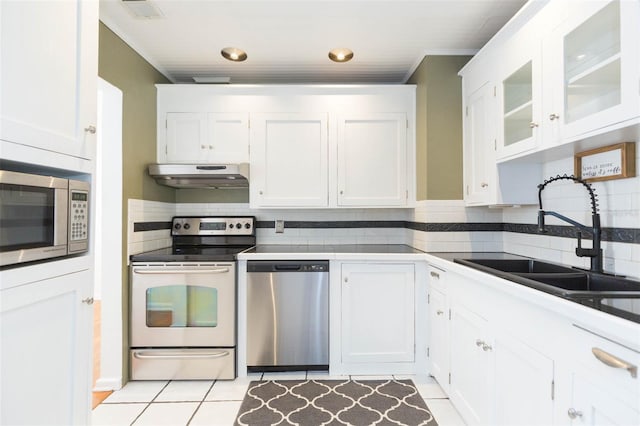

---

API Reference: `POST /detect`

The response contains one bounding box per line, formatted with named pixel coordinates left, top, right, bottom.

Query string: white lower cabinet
left=428, top=286, right=449, bottom=391
left=340, top=263, right=415, bottom=364
left=492, top=330, right=554, bottom=426
left=428, top=260, right=640, bottom=426
left=431, top=265, right=555, bottom=426
left=560, top=325, right=640, bottom=426
left=0, top=269, right=93, bottom=425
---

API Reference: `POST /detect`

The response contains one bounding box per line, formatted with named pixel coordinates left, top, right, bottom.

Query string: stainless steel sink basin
left=455, top=258, right=576, bottom=274
left=453, top=258, right=640, bottom=298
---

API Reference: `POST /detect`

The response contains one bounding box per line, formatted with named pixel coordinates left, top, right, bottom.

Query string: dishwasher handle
left=274, top=264, right=302, bottom=271
left=247, top=260, right=329, bottom=273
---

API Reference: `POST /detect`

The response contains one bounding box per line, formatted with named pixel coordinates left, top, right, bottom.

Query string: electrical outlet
left=275, top=220, right=285, bottom=233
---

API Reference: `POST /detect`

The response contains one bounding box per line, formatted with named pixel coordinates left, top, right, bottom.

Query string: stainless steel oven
left=0, top=170, right=89, bottom=267
left=129, top=216, right=255, bottom=380
left=130, top=262, right=236, bottom=379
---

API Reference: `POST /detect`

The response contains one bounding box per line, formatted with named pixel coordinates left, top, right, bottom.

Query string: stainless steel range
left=129, top=216, right=255, bottom=380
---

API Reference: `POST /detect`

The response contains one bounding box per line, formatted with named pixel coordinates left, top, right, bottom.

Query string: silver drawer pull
left=436, top=310, right=444, bottom=316
left=133, top=351, right=230, bottom=360
left=430, top=271, right=440, bottom=279
left=592, top=347, right=637, bottom=378
left=133, top=268, right=230, bottom=275
left=567, top=408, right=582, bottom=419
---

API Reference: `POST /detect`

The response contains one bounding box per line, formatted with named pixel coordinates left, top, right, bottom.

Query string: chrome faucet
left=537, top=174, right=603, bottom=273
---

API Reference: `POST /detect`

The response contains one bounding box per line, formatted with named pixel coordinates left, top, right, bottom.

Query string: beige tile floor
left=92, top=372, right=465, bottom=425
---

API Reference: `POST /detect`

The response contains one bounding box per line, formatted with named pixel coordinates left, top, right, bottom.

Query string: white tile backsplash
left=129, top=160, right=639, bottom=279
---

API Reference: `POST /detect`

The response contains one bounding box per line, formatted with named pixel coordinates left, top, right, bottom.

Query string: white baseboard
left=93, top=376, right=123, bottom=392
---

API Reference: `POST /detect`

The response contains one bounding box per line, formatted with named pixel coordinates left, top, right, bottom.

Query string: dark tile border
left=133, top=220, right=640, bottom=244
left=133, top=221, right=172, bottom=232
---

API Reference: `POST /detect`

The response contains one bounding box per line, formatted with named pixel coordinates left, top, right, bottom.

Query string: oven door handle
left=132, top=267, right=230, bottom=275
left=133, top=350, right=231, bottom=360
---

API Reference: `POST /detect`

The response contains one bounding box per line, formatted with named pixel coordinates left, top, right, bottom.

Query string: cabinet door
left=0, top=269, right=93, bottom=425
left=166, top=112, right=208, bottom=163
left=549, top=0, right=640, bottom=141
left=341, top=264, right=415, bottom=364
left=428, top=287, right=449, bottom=392
left=493, top=331, right=554, bottom=426
left=337, top=113, right=407, bottom=207
left=496, top=32, right=542, bottom=159
left=250, top=113, right=328, bottom=207
left=463, top=82, right=496, bottom=205
left=449, top=302, right=491, bottom=425
left=568, top=374, right=640, bottom=425
left=208, top=113, right=249, bottom=162
left=0, top=0, right=98, bottom=160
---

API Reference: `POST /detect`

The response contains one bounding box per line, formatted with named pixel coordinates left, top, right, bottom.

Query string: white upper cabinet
left=250, top=113, right=329, bottom=208
left=336, top=113, right=408, bottom=207
left=0, top=0, right=98, bottom=161
left=546, top=0, right=640, bottom=143
left=462, top=71, right=540, bottom=206
left=463, top=0, right=640, bottom=164
left=164, top=112, right=249, bottom=163
left=157, top=85, right=415, bottom=208
left=496, top=23, right=543, bottom=159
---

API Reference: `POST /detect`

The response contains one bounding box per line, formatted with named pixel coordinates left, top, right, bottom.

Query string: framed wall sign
left=574, top=142, right=636, bottom=182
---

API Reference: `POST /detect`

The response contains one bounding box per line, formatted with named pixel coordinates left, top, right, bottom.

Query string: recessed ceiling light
left=328, top=48, right=354, bottom=63
left=221, top=47, right=247, bottom=62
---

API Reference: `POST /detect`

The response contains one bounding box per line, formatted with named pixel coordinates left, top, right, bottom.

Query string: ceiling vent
left=121, top=0, right=164, bottom=19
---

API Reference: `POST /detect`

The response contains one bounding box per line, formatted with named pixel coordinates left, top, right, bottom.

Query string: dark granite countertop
left=246, top=244, right=425, bottom=255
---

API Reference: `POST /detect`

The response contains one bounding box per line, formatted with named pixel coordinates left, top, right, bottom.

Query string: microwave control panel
left=68, top=180, right=90, bottom=253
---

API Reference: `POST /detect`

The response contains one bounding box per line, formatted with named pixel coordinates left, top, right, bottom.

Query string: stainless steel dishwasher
left=246, top=260, right=329, bottom=370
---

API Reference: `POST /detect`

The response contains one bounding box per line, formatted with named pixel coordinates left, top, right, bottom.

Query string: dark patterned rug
left=234, top=379, right=438, bottom=426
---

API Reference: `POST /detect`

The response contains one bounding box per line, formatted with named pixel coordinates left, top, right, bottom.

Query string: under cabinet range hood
left=148, top=164, right=249, bottom=189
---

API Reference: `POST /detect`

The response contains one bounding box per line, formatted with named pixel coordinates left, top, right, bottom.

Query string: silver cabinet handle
left=567, top=408, right=583, bottom=419
left=480, top=182, right=488, bottom=188
left=430, top=271, right=440, bottom=279
left=592, top=347, right=638, bottom=378
left=84, top=125, right=96, bottom=134
left=133, top=351, right=230, bottom=360
left=344, top=277, right=349, bottom=283
left=82, top=297, right=94, bottom=305
left=133, top=268, right=230, bottom=275
left=476, top=339, right=484, bottom=347
left=529, top=122, right=539, bottom=128
left=482, top=343, right=493, bottom=352
left=436, top=310, right=444, bottom=316
left=549, top=113, right=560, bottom=121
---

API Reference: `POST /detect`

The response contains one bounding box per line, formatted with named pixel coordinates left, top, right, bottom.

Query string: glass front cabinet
left=547, top=0, right=640, bottom=143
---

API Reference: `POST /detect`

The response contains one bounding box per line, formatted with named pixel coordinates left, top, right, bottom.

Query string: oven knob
left=236, top=223, right=242, bottom=229
left=244, top=223, right=251, bottom=229
left=183, top=223, right=191, bottom=230
left=174, top=223, right=181, bottom=230
left=228, top=223, right=234, bottom=229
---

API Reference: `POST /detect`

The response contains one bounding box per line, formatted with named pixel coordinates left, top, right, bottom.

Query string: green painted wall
left=98, top=22, right=173, bottom=380
left=98, top=23, right=173, bottom=204
left=408, top=55, right=470, bottom=200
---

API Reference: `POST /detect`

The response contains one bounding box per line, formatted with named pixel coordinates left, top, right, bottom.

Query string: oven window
left=146, top=285, right=218, bottom=327
left=0, top=183, right=55, bottom=252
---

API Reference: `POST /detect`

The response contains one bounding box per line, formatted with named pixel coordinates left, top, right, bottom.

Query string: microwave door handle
left=132, top=267, right=230, bottom=275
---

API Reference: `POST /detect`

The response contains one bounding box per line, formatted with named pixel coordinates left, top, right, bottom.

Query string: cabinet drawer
left=428, top=265, right=446, bottom=292
left=571, top=324, right=639, bottom=396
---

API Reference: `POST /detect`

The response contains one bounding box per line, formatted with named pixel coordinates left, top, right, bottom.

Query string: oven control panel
left=172, top=216, right=255, bottom=236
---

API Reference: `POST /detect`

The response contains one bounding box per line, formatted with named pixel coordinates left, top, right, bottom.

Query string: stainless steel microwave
left=0, top=170, right=90, bottom=267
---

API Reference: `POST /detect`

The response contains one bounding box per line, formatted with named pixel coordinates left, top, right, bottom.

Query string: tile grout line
left=130, top=380, right=171, bottom=425
left=185, top=380, right=217, bottom=426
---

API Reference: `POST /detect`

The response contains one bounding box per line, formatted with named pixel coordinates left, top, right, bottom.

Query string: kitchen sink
left=453, top=258, right=640, bottom=299
left=455, top=258, right=576, bottom=274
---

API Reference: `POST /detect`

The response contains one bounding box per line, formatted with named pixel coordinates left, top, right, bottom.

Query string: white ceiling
left=99, top=0, right=528, bottom=84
